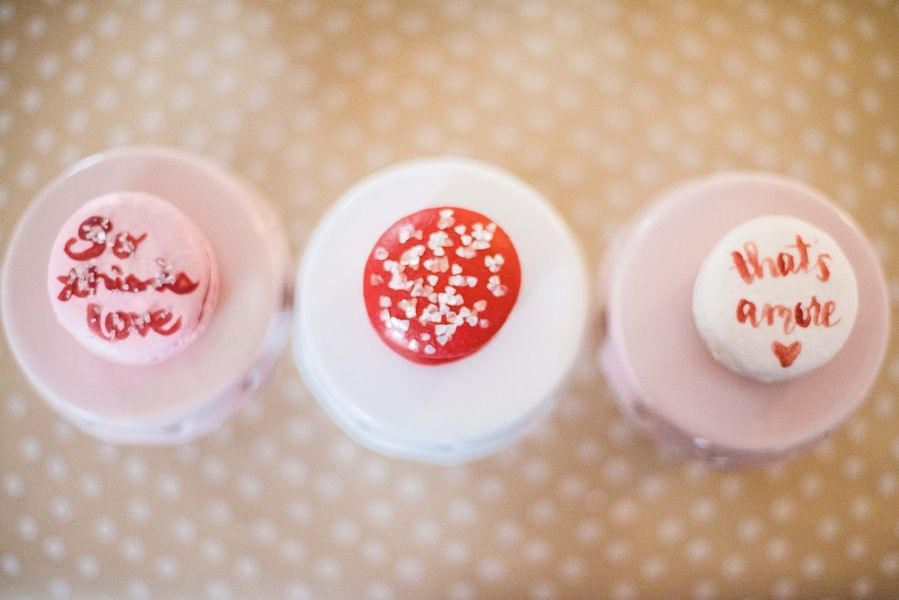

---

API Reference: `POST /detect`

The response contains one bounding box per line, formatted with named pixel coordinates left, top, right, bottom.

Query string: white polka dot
left=95, top=516, right=118, bottom=544
left=278, top=538, right=305, bottom=566
left=846, top=536, right=868, bottom=561
left=4, top=471, right=24, bottom=497
left=640, top=555, right=667, bottom=580
left=801, top=554, right=824, bottom=579
left=77, top=554, right=100, bottom=579
left=686, top=538, right=712, bottom=563
left=604, top=539, right=632, bottom=563
left=96, top=12, right=122, bottom=38
left=475, top=556, right=505, bottom=582
left=18, top=515, right=38, bottom=542
left=47, top=577, right=71, bottom=599
left=842, top=455, right=866, bottom=480
left=313, top=556, right=343, bottom=582
left=528, top=580, right=558, bottom=600
left=1, top=553, right=21, bottom=577
left=446, top=581, right=475, bottom=600
left=171, top=517, right=197, bottom=544
left=690, top=497, right=717, bottom=523
left=0, top=37, right=16, bottom=63
left=766, top=537, right=790, bottom=562
left=560, top=556, right=586, bottom=581
left=691, top=580, right=717, bottom=600
left=331, top=518, right=360, bottom=546
left=123, top=456, right=148, bottom=483
left=43, top=535, right=66, bottom=561
left=772, top=578, right=796, bottom=600
left=771, top=497, right=794, bottom=522
left=18, top=434, right=41, bottom=462
left=23, top=14, right=47, bottom=39
left=364, top=581, right=395, bottom=600
left=657, top=517, right=685, bottom=544
left=610, top=580, right=638, bottom=600
left=50, top=496, right=74, bottom=522
left=0, top=3, right=15, bottom=24
left=827, top=72, right=850, bottom=97
left=69, top=35, right=94, bottom=61
left=852, top=577, right=874, bottom=599
left=20, top=86, right=43, bottom=113
left=125, top=579, right=150, bottom=600
left=234, top=555, right=260, bottom=581
left=206, top=498, right=234, bottom=525
left=205, top=580, right=231, bottom=600
left=121, top=536, right=145, bottom=563
left=395, top=555, right=424, bottom=583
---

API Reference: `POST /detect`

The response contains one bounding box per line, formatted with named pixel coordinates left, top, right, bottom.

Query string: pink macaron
left=3, top=146, right=290, bottom=444
left=47, top=191, right=219, bottom=365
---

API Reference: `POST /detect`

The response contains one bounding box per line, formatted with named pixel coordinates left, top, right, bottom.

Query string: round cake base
left=294, top=158, right=589, bottom=464
left=599, top=172, right=890, bottom=466
left=2, top=146, right=292, bottom=444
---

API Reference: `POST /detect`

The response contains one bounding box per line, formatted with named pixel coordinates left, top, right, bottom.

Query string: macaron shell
left=692, top=215, right=858, bottom=382
left=362, top=206, right=522, bottom=365
left=47, top=192, right=219, bottom=365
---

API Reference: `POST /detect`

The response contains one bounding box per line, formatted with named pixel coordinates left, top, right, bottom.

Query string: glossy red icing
left=363, top=206, right=521, bottom=365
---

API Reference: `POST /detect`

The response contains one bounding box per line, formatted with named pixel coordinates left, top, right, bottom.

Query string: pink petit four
left=48, top=192, right=219, bottom=365
left=2, top=147, right=290, bottom=444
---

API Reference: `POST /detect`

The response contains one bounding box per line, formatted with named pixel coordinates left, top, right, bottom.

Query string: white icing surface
left=693, top=215, right=858, bottom=382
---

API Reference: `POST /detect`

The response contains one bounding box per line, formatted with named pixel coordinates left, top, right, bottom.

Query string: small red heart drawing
left=772, top=340, right=802, bottom=368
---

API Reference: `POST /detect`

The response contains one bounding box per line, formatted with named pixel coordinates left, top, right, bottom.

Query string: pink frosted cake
left=48, top=192, right=219, bottom=365
left=599, top=173, right=890, bottom=466
left=2, top=147, right=290, bottom=444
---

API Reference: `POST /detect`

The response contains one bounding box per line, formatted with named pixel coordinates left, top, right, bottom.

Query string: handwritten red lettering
left=56, top=263, right=199, bottom=301
left=64, top=216, right=146, bottom=261
left=86, top=303, right=182, bottom=341
left=111, top=231, right=148, bottom=259
left=736, top=295, right=840, bottom=334
left=56, top=214, right=199, bottom=344
left=731, top=234, right=831, bottom=284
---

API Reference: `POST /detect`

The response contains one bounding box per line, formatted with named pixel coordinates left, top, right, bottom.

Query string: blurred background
left=1, top=0, right=898, bottom=598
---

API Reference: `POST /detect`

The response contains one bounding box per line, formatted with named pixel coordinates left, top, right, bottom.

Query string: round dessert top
left=47, top=191, right=219, bottom=366
left=363, top=206, right=521, bottom=364
left=692, top=215, right=859, bottom=382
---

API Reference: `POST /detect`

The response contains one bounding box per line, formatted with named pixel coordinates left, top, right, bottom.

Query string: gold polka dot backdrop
left=2, top=1, right=898, bottom=598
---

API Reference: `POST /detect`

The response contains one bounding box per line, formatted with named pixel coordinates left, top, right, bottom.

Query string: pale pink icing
left=47, top=191, right=218, bottom=365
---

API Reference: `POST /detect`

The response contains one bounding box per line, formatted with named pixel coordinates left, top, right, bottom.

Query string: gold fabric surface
left=1, top=1, right=898, bottom=598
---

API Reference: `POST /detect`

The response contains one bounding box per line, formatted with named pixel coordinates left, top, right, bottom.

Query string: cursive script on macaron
left=54, top=215, right=198, bottom=341
left=692, top=215, right=858, bottom=382
left=732, top=234, right=840, bottom=340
